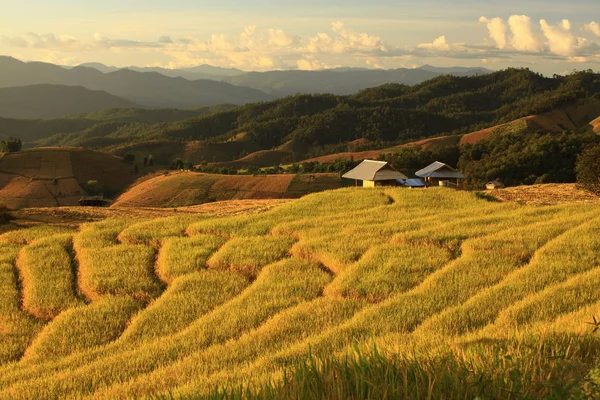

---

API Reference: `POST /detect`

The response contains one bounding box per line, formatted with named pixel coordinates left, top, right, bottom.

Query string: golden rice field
left=1, top=187, right=600, bottom=398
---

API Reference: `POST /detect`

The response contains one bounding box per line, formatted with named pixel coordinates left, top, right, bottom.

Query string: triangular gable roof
left=343, top=160, right=407, bottom=181
left=415, top=161, right=466, bottom=179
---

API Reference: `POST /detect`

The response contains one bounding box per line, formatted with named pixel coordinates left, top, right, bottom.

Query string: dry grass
left=0, top=148, right=134, bottom=208
left=488, top=183, right=600, bottom=205
left=1, top=187, right=600, bottom=399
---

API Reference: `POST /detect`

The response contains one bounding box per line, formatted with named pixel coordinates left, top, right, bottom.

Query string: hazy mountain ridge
left=74, top=59, right=494, bottom=97
left=77, top=63, right=245, bottom=81
left=0, top=56, right=272, bottom=109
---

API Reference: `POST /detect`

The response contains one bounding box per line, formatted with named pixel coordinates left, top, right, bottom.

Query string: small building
left=78, top=195, right=111, bottom=207
left=397, top=178, right=426, bottom=188
left=342, top=160, right=407, bottom=187
left=486, top=180, right=505, bottom=190
left=416, top=161, right=466, bottom=187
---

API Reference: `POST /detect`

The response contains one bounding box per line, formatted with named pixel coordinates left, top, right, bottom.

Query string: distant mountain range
left=0, top=56, right=493, bottom=118
left=0, top=56, right=272, bottom=110
left=77, top=61, right=493, bottom=97
left=76, top=63, right=245, bottom=81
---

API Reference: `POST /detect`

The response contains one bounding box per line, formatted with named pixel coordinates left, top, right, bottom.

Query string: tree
left=576, top=145, right=600, bottom=195
left=0, top=137, right=22, bottom=153
left=83, top=180, right=106, bottom=196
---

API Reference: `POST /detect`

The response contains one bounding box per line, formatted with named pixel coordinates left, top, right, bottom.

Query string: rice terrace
left=0, top=186, right=598, bottom=399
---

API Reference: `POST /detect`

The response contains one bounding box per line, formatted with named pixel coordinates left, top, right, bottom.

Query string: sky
left=1, top=0, right=599, bottom=74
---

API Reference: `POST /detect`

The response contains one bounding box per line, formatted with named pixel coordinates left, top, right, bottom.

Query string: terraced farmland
left=1, top=188, right=600, bottom=398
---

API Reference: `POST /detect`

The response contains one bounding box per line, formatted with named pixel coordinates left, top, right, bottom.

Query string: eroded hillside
left=0, top=148, right=135, bottom=208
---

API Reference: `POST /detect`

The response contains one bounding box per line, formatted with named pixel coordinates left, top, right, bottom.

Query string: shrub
left=576, top=144, right=600, bottom=195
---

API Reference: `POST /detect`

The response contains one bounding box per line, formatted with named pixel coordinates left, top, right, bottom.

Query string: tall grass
left=414, top=215, right=600, bottom=338
left=0, top=243, right=43, bottom=365
left=0, top=259, right=331, bottom=399
left=77, top=244, right=162, bottom=302
left=2, top=188, right=600, bottom=398
left=157, top=235, right=226, bottom=284
left=325, top=242, right=453, bottom=302
left=74, top=218, right=134, bottom=250
left=118, top=215, right=206, bottom=248
left=191, top=333, right=600, bottom=400
left=22, top=296, right=142, bottom=362
left=119, top=270, right=248, bottom=344
left=95, top=298, right=365, bottom=398
left=16, top=234, right=84, bottom=320
left=207, top=236, right=296, bottom=278
left=0, top=225, right=72, bottom=246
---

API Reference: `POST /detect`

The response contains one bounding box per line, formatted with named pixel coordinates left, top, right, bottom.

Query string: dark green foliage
left=171, top=158, right=192, bottom=170
left=459, top=131, right=600, bottom=188
left=82, top=180, right=107, bottom=196
left=576, top=145, right=600, bottom=195
left=377, top=146, right=461, bottom=174
left=0, top=137, right=22, bottom=153
left=123, top=154, right=135, bottom=163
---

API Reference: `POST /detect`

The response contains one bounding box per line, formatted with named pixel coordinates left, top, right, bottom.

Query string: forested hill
left=21, top=68, right=600, bottom=156
left=0, top=85, right=138, bottom=119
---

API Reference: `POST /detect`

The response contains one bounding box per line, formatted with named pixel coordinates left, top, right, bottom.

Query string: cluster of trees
left=576, top=145, right=600, bottom=195
left=0, top=137, right=22, bottom=153
left=458, top=131, right=600, bottom=187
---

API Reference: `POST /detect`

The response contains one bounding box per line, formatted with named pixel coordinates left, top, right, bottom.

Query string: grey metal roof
left=343, top=160, right=407, bottom=181
left=398, top=178, right=426, bottom=187
left=415, top=161, right=466, bottom=179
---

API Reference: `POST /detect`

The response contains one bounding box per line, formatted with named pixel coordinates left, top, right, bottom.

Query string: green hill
left=30, top=68, right=600, bottom=152
left=0, top=85, right=138, bottom=119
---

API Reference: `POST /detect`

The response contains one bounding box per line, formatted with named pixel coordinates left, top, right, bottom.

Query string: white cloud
left=508, top=15, right=543, bottom=52
left=479, top=16, right=507, bottom=49
left=1, top=32, right=84, bottom=51
left=268, top=29, right=295, bottom=47
left=296, top=57, right=333, bottom=70
left=584, top=22, right=600, bottom=37
left=540, top=19, right=580, bottom=57
left=418, top=35, right=451, bottom=51
left=304, top=21, right=386, bottom=54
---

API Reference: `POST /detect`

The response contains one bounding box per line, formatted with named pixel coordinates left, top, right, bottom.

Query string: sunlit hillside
left=1, top=188, right=600, bottom=398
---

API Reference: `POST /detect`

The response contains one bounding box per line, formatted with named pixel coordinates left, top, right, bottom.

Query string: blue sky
left=1, top=0, right=599, bottom=73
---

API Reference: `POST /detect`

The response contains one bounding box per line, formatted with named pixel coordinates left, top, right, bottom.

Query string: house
left=397, top=178, right=426, bottom=188
left=486, top=180, right=505, bottom=190
left=342, top=160, right=407, bottom=187
left=416, top=161, right=466, bottom=187
left=78, top=195, right=111, bottom=207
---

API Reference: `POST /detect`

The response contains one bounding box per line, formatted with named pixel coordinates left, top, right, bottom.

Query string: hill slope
left=0, top=188, right=599, bottom=398
left=28, top=68, right=600, bottom=159
left=0, top=147, right=135, bottom=208
left=0, top=85, right=138, bottom=119
left=112, top=171, right=343, bottom=207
